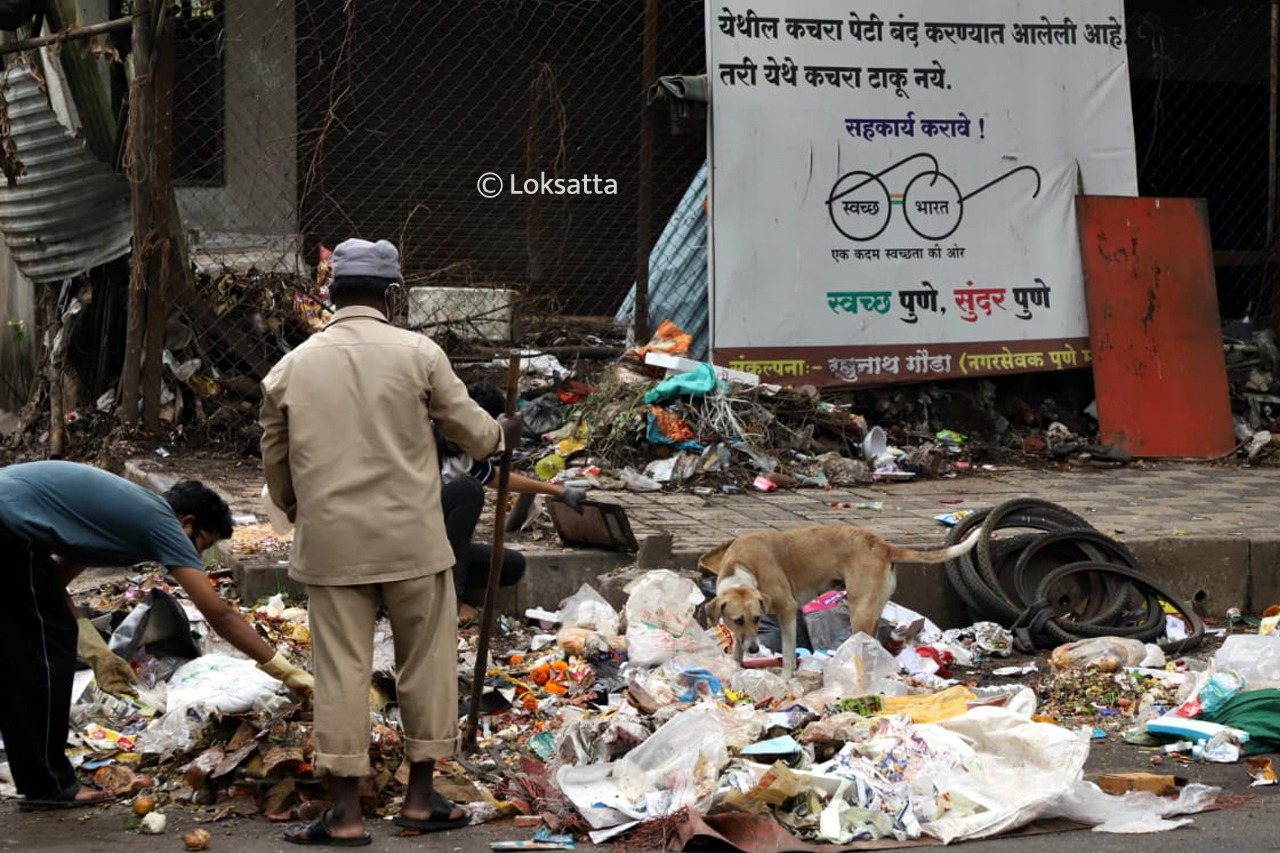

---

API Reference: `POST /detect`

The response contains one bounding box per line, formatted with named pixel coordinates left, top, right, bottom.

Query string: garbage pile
left=483, top=334, right=1009, bottom=509
left=19, top=526, right=1280, bottom=848
left=1225, top=323, right=1280, bottom=461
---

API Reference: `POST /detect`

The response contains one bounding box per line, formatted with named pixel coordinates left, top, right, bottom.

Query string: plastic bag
left=1214, top=634, right=1280, bottom=685
left=618, top=467, right=663, bottom=492
left=558, top=583, right=620, bottom=636
left=729, top=668, right=793, bottom=703
left=261, top=483, right=293, bottom=534
left=628, top=653, right=737, bottom=707
left=643, top=362, right=719, bottom=405
left=1049, top=637, right=1162, bottom=672
left=623, top=570, right=719, bottom=666
left=1198, top=672, right=1246, bottom=716
left=164, top=653, right=280, bottom=715
left=612, top=702, right=729, bottom=811
left=108, top=588, right=202, bottom=662
left=136, top=705, right=200, bottom=756
left=1050, top=780, right=1220, bottom=833
left=823, top=632, right=907, bottom=698
left=522, top=394, right=565, bottom=437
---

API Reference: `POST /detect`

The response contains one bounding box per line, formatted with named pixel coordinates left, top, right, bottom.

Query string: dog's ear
left=758, top=592, right=773, bottom=615
left=707, top=595, right=723, bottom=623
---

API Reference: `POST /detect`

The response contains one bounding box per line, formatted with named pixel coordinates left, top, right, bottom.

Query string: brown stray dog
left=706, top=525, right=982, bottom=678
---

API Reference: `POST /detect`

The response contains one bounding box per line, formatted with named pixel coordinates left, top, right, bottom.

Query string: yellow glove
left=257, top=651, right=315, bottom=699
left=76, top=617, right=138, bottom=696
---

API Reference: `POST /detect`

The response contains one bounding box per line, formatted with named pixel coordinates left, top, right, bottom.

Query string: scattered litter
left=1247, top=756, right=1277, bottom=786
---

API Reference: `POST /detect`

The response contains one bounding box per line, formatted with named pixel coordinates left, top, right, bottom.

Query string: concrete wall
left=175, top=0, right=298, bottom=239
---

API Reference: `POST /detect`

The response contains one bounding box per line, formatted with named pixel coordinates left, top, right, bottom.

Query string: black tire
left=1031, top=561, right=1204, bottom=652
left=1010, top=527, right=1141, bottom=624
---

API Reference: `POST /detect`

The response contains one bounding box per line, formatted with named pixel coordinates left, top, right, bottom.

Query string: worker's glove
left=258, top=651, right=315, bottom=699
left=558, top=486, right=588, bottom=513
left=76, top=617, right=138, bottom=697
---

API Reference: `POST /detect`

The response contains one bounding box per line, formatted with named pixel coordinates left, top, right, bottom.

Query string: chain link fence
left=1126, top=0, right=1277, bottom=330
left=152, top=0, right=708, bottom=444
left=7, top=0, right=1273, bottom=444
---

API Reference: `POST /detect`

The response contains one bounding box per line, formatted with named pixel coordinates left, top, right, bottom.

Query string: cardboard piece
left=1096, top=772, right=1182, bottom=797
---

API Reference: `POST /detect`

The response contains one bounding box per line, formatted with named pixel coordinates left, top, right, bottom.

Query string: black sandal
left=392, top=792, right=469, bottom=834
left=283, top=809, right=372, bottom=847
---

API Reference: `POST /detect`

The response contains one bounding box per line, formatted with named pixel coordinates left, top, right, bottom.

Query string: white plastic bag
left=261, top=483, right=293, bottom=534
left=164, top=653, right=280, bottom=715
left=611, top=702, right=730, bottom=811
left=1215, top=634, right=1280, bottom=685
left=558, top=583, right=621, bottom=636
left=623, top=570, right=719, bottom=666
left=136, top=705, right=199, bottom=755
left=1050, top=780, right=1219, bottom=833
left=823, top=632, right=907, bottom=698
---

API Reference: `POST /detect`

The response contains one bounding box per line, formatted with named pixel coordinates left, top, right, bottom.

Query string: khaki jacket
left=259, top=306, right=503, bottom=585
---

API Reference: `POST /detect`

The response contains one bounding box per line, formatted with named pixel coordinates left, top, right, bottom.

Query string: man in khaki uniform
left=261, top=238, right=519, bottom=846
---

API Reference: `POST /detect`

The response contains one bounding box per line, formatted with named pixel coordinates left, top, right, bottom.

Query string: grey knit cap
left=331, top=238, right=404, bottom=283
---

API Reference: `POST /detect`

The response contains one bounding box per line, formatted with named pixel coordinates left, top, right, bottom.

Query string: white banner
left=707, top=1, right=1138, bottom=386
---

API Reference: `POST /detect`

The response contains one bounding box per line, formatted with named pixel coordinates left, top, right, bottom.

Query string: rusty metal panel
left=0, top=67, right=132, bottom=283
left=549, top=499, right=638, bottom=553
left=1075, top=196, right=1235, bottom=458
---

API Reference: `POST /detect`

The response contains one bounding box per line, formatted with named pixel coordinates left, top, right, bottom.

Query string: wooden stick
left=462, top=355, right=521, bottom=751
left=118, top=0, right=152, bottom=425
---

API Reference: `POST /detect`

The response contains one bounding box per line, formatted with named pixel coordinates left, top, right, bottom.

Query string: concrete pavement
left=123, top=454, right=1280, bottom=626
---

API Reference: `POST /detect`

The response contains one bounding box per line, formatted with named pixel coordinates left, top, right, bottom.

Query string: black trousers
left=441, top=478, right=526, bottom=606
left=0, top=527, right=80, bottom=800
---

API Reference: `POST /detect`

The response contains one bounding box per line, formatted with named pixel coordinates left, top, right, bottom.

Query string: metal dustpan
left=549, top=498, right=638, bottom=552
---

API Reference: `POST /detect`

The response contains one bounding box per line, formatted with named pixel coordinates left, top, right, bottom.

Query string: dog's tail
left=888, top=527, right=982, bottom=564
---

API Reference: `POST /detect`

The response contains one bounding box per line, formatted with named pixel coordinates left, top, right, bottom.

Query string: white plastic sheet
left=917, top=706, right=1090, bottom=844
left=1051, top=781, right=1220, bottom=833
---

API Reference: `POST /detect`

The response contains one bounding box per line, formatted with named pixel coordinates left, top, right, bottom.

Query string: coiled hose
left=943, top=498, right=1204, bottom=653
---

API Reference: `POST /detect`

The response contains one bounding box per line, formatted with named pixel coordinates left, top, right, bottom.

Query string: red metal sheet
left=1075, top=196, right=1235, bottom=458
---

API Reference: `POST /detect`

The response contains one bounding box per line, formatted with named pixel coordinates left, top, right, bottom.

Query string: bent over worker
left=261, top=237, right=521, bottom=846
left=0, top=460, right=313, bottom=812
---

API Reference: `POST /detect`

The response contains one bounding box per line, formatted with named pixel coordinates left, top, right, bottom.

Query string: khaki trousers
left=307, top=571, right=457, bottom=777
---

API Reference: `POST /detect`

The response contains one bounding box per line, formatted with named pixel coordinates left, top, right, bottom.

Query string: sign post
left=707, top=1, right=1139, bottom=387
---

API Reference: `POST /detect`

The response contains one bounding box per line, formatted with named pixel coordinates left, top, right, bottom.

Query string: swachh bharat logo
left=476, top=171, right=619, bottom=198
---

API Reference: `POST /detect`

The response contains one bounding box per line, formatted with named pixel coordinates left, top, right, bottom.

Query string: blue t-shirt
left=0, top=460, right=205, bottom=570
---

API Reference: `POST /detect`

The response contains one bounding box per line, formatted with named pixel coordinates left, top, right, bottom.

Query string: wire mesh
left=1126, top=0, right=1276, bottom=327
left=151, top=0, right=709, bottom=442
left=100, top=0, right=1277, bottom=442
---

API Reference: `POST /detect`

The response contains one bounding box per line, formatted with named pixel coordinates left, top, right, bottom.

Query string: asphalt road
left=2, top=748, right=1275, bottom=853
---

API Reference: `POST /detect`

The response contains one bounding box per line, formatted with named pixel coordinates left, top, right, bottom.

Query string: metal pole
left=1268, top=0, right=1278, bottom=245
left=634, top=0, right=659, bottom=344
left=462, top=355, right=520, bottom=751
left=1270, top=1, right=1280, bottom=345
left=0, top=16, right=132, bottom=57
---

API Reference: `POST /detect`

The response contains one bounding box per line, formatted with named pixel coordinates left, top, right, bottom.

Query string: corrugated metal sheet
left=0, top=66, right=131, bottom=283
left=617, top=162, right=709, bottom=360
